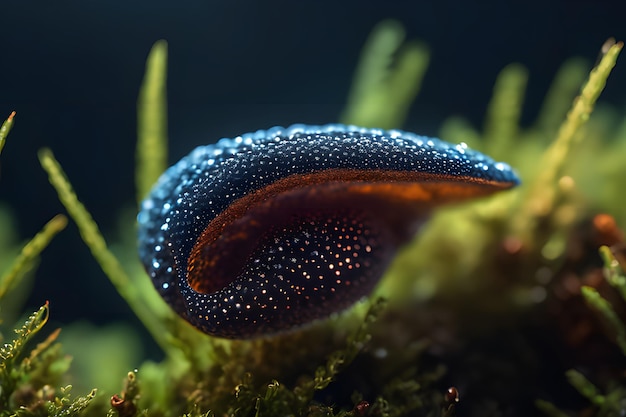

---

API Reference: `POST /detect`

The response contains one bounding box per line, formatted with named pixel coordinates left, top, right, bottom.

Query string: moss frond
left=565, top=369, right=604, bottom=406
left=38, top=149, right=176, bottom=356
left=0, top=215, right=67, bottom=302
left=511, top=40, right=623, bottom=245
left=581, top=286, right=626, bottom=356
left=0, top=113, right=67, bottom=315
left=136, top=40, right=168, bottom=204
left=340, top=19, right=429, bottom=129
left=380, top=39, right=623, bottom=314
left=534, top=58, right=589, bottom=135
left=294, top=298, right=386, bottom=403
left=44, top=386, right=97, bottom=417
left=535, top=399, right=571, bottom=417
left=0, top=304, right=94, bottom=417
left=483, top=63, right=528, bottom=158
left=580, top=242, right=626, bottom=357
left=0, top=304, right=49, bottom=372
left=599, top=245, right=626, bottom=300
left=0, top=111, right=15, bottom=157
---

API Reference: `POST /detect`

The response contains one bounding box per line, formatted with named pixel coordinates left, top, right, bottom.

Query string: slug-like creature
left=137, top=124, right=519, bottom=338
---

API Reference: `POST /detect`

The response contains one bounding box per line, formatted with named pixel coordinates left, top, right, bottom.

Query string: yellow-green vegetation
left=383, top=39, right=624, bottom=307
left=136, top=40, right=168, bottom=204
left=0, top=304, right=96, bottom=416
left=0, top=112, right=94, bottom=416
left=0, top=215, right=67, bottom=303
left=1, top=21, right=626, bottom=417
left=0, top=111, right=15, bottom=156
left=340, top=19, right=430, bottom=129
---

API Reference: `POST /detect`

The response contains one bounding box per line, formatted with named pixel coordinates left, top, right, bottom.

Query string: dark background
left=0, top=0, right=625, bottom=330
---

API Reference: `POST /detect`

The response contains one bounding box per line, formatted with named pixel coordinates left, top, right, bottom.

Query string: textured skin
left=137, top=124, right=519, bottom=338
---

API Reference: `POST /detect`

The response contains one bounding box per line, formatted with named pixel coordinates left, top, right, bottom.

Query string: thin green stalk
left=340, top=20, right=429, bottom=129
left=38, top=149, right=176, bottom=356
left=0, top=215, right=67, bottom=302
left=136, top=40, right=168, bottom=204
left=565, top=369, right=605, bottom=406
left=599, top=245, right=626, bottom=301
left=0, top=111, right=16, bottom=156
left=535, top=399, right=571, bottom=417
left=483, top=63, right=527, bottom=158
left=511, top=41, right=622, bottom=244
left=581, top=285, right=626, bottom=356
left=535, top=58, right=588, bottom=135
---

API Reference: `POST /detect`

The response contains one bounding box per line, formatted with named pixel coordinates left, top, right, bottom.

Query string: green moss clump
left=0, top=304, right=96, bottom=417
left=2, top=22, right=626, bottom=417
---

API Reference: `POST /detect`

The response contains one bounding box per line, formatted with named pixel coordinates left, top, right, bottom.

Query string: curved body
left=137, top=124, right=519, bottom=338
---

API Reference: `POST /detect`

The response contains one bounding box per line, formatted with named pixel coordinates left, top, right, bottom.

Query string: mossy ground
left=1, top=23, right=626, bottom=417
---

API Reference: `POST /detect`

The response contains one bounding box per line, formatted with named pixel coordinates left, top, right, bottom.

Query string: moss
left=340, top=19, right=429, bottom=129
left=0, top=304, right=96, bottom=417
left=2, top=21, right=626, bottom=417
left=0, top=111, right=15, bottom=156
left=136, top=40, right=168, bottom=205
left=0, top=215, right=67, bottom=303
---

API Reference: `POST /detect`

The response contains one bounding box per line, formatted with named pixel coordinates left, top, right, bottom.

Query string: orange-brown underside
left=186, top=168, right=516, bottom=293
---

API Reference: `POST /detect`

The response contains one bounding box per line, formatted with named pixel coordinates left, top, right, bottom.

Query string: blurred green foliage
left=1, top=22, right=626, bottom=417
